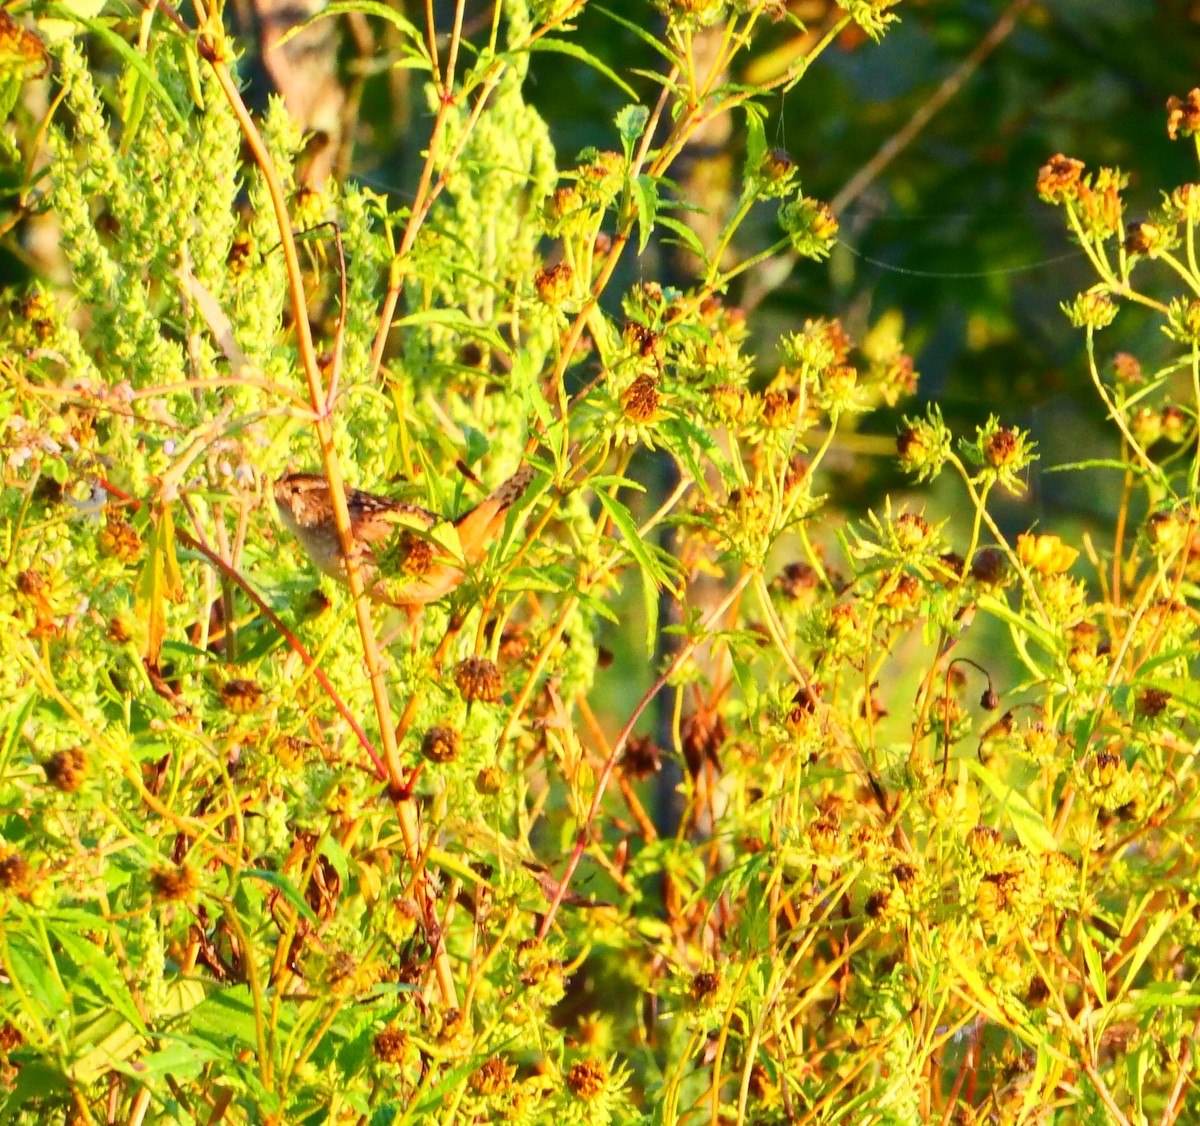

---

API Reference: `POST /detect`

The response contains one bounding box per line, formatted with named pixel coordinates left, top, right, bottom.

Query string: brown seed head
left=966, top=825, right=1001, bottom=859
left=471, top=1056, right=515, bottom=1096
left=620, top=735, right=662, bottom=780
left=621, top=374, right=660, bottom=423
left=566, top=1059, right=608, bottom=1101
left=150, top=863, right=199, bottom=902
left=221, top=679, right=263, bottom=714
left=0, top=850, right=30, bottom=891
left=534, top=262, right=574, bottom=306
left=970, top=547, right=1006, bottom=586
left=44, top=747, right=87, bottom=792
left=421, top=726, right=461, bottom=764
left=983, top=427, right=1020, bottom=469
left=454, top=657, right=502, bottom=704
left=475, top=766, right=504, bottom=795
left=99, top=516, right=141, bottom=562
left=373, top=1025, right=409, bottom=1064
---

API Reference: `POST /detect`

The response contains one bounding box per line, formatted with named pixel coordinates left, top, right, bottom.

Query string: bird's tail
left=453, top=465, right=536, bottom=563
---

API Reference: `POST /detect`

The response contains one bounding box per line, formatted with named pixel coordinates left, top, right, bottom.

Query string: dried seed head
left=970, top=547, right=1006, bottom=586
left=774, top=561, right=820, bottom=603
left=1135, top=688, right=1170, bottom=719
left=760, top=388, right=798, bottom=428
left=475, top=766, right=504, bottom=795
left=0, top=850, right=30, bottom=891
left=1111, top=352, right=1143, bottom=384
left=150, top=863, right=199, bottom=902
left=760, top=148, right=797, bottom=184
left=566, top=1059, right=609, bottom=1101
left=44, top=747, right=87, bottom=792
left=534, top=262, right=574, bottom=306
left=471, top=1056, right=515, bottom=1096
left=621, top=374, right=660, bottom=423
left=221, top=679, right=264, bottom=714
left=808, top=818, right=840, bottom=855
left=966, top=825, right=1001, bottom=859
left=982, top=426, right=1020, bottom=469
left=893, top=512, right=933, bottom=551
left=1124, top=220, right=1165, bottom=257
left=421, top=726, right=461, bottom=764
left=864, top=888, right=892, bottom=919
left=15, top=569, right=45, bottom=599
left=620, top=735, right=662, bottom=780
left=98, top=516, right=141, bottom=562
left=690, top=970, right=720, bottom=1000
left=373, top=1024, right=410, bottom=1064
left=1088, top=752, right=1126, bottom=789
left=454, top=657, right=503, bottom=704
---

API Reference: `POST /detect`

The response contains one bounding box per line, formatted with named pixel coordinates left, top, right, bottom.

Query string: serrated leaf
left=135, top=505, right=184, bottom=665
left=527, top=39, right=637, bottom=99
left=743, top=105, right=767, bottom=184
left=1078, top=922, right=1108, bottom=1007
left=615, top=104, right=650, bottom=160
left=1116, top=910, right=1175, bottom=1003
left=631, top=174, right=658, bottom=255
left=656, top=215, right=708, bottom=263
left=71, top=1008, right=146, bottom=1083
left=595, top=491, right=667, bottom=586
left=965, top=759, right=1057, bottom=854
left=639, top=557, right=659, bottom=654
left=593, top=6, right=676, bottom=62
left=188, top=985, right=261, bottom=1048
left=275, top=0, right=427, bottom=58
left=240, top=869, right=319, bottom=927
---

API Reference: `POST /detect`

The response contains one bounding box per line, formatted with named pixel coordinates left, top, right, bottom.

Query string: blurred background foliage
left=343, top=0, right=1200, bottom=517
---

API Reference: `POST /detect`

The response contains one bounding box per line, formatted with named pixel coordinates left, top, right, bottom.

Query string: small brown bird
left=274, top=465, right=535, bottom=614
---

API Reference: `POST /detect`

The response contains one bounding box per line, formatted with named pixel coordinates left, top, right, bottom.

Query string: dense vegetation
left=2, top=0, right=1200, bottom=1122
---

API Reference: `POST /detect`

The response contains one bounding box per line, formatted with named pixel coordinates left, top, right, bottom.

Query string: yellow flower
left=1017, top=533, right=1078, bottom=575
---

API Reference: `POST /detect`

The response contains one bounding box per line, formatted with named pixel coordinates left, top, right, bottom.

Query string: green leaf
left=71, top=1008, right=146, bottom=1083
left=48, top=919, right=147, bottom=1032
left=47, top=8, right=186, bottom=128
left=743, top=105, right=767, bottom=185
left=461, top=424, right=490, bottom=467
left=135, top=505, right=184, bottom=666
left=615, top=104, right=650, bottom=161
left=639, top=556, right=659, bottom=655
left=3, top=932, right=67, bottom=1019
left=188, top=985, right=262, bottom=1049
left=1078, top=922, right=1108, bottom=1007
left=527, top=39, right=637, bottom=100
left=240, top=869, right=320, bottom=927
left=656, top=215, right=708, bottom=263
left=275, top=0, right=427, bottom=58
left=631, top=175, right=659, bottom=255
left=0, top=1062, right=70, bottom=1124
left=595, top=491, right=668, bottom=587
left=1116, top=909, right=1175, bottom=1002
left=0, top=690, right=37, bottom=774
left=594, top=5, right=676, bottom=63
left=965, top=759, right=1057, bottom=854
